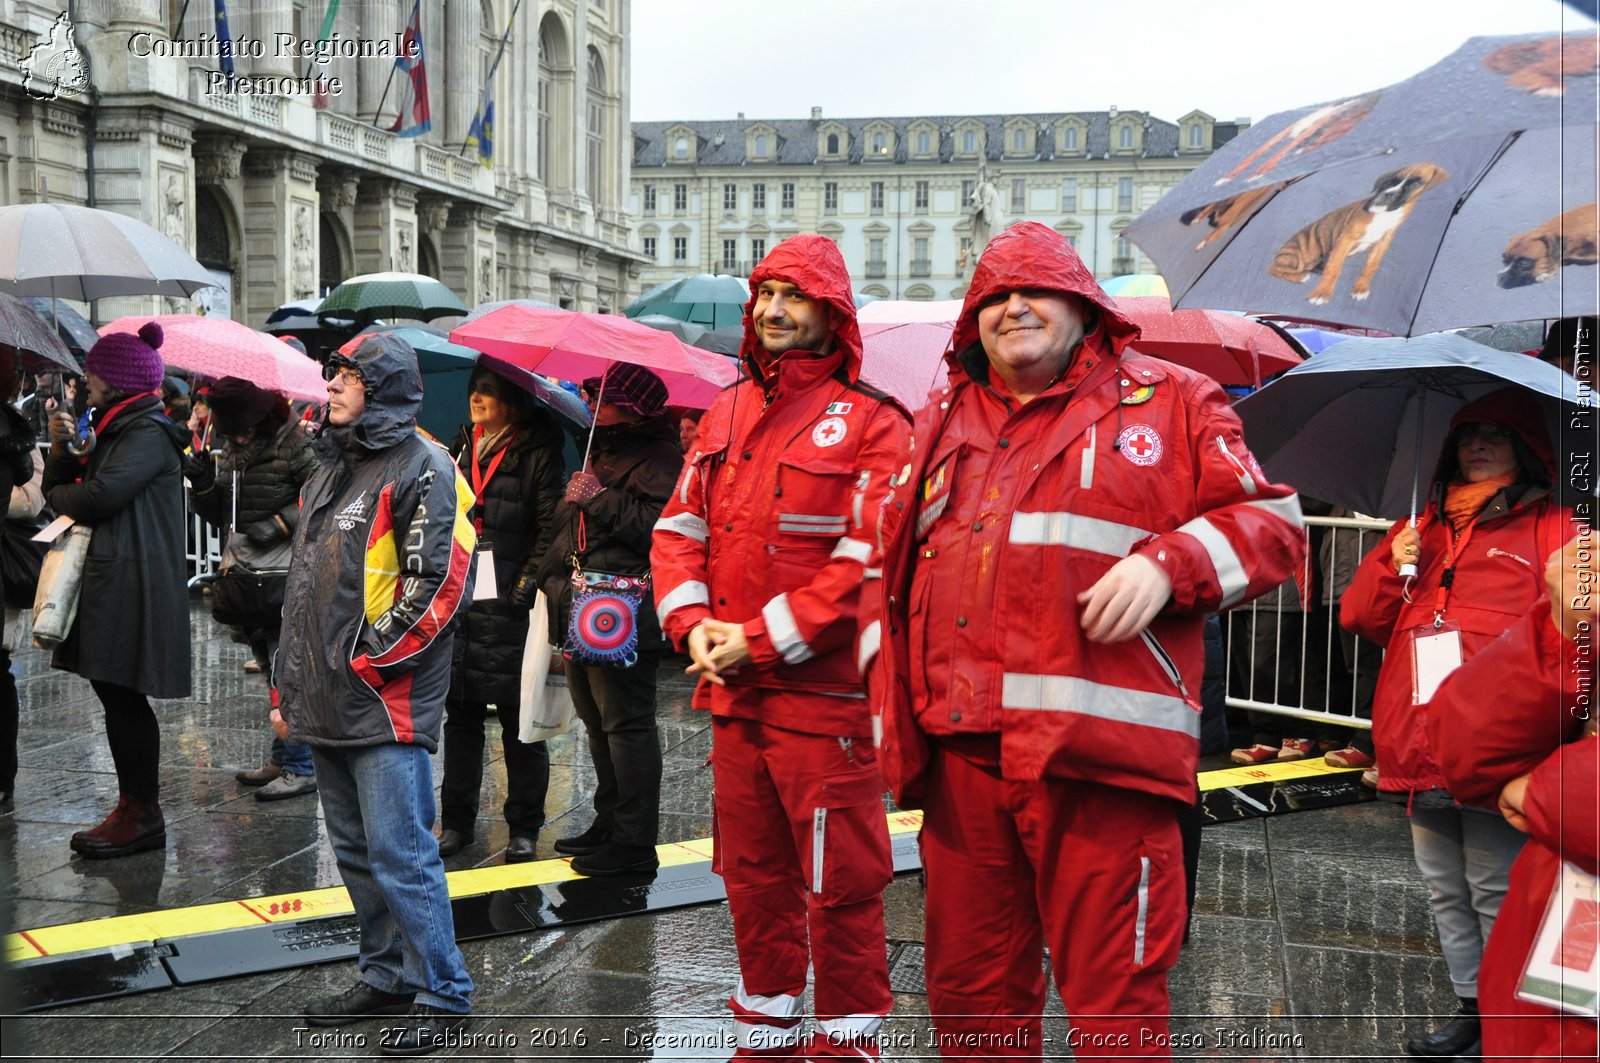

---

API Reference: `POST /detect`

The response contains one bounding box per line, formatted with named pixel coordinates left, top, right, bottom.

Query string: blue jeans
left=269, top=736, right=315, bottom=776
left=249, top=626, right=314, bottom=778
left=311, top=743, right=472, bottom=1013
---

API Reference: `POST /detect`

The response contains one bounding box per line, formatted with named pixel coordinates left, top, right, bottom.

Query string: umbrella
left=0, top=292, right=80, bottom=372
left=1115, top=297, right=1303, bottom=387
left=1233, top=332, right=1583, bottom=520
left=340, top=325, right=590, bottom=436
left=1098, top=274, right=1170, bottom=298
left=1125, top=32, right=1597, bottom=335
left=622, top=273, right=749, bottom=329
left=632, top=314, right=708, bottom=345
left=1452, top=320, right=1550, bottom=354
left=18, top=296, right=96, bottom=359
left=458, top=298, right=562, bottom=327
left=451, top=305, right=737, bottom=410
left=1284, top=327, right=1361, bottom=355
left=99, top=315, right=326, bottom=402
left=318, top=271, right=467, bottom=326
left=855, top=299, right=961, bottom=326
left=693, top=325, right=743, bottom=357
left=265, top=298, right=322, bottom=327
left=859, top=322, right=952, bottom=410
left=0, top=203, right=217, bottom=301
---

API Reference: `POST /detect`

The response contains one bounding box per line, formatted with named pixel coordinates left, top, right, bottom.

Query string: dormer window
left=1062, top=126, right=1079, bottom=151
left=1118, top=126, right=1134, bottom=149
left=1012, top=128, right=1027, bottom=153
left=755, top=134, right=768, bottom=157
left=916, top=130, right=930, bottom=154
left=826, top=132, right=838, bottom=154
left=1188, top=124, right=1204, bottom=148
left=872, top=132, right=887, bottom=154
left=962, top=130, right=976, bottom=153
left=673, top=136, right=689, bottom=159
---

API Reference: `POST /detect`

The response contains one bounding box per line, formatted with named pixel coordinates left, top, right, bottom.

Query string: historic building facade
left=630, top=108, right=1248, bottom=299
left=0, top=0, right=642, bottom=325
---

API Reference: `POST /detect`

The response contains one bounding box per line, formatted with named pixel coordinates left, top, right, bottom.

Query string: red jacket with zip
left=864, top=222, right=1306, bottom=805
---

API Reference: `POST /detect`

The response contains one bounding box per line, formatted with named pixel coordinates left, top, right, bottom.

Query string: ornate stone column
left=251, top=0, right=294, bottom=77
left=444, top=0, right=480, bottom=148
left=358, top=0, right=399, bottom=125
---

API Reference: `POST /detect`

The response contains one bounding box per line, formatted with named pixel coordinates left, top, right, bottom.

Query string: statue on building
left=292, top=206, right=315, bottom=298
left=396, top=225, right=414, bottom=272
left=162, top=174, right=186, bottom=246
left=968, top=161, right=1003, bottom=260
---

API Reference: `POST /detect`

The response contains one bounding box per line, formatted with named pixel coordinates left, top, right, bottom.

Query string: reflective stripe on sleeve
left=655, top=580, right=710, bottom=626
left=653, top=512, right=709, bottom=543
left=1175, top=515, right=1249, bottom=608
left=857, top=619, right=881, bottom=674
left=1134, top=855, right=1151, bottom=966
left=1001, top=672, right=1199, bottom=737
left=830, top=537, right=873, bottom=564
left=1008, top=511, right=1153, bottom=556
left=1248, top=493, right=1305, bottom=529
left=761, top=592, right=814, bottom=664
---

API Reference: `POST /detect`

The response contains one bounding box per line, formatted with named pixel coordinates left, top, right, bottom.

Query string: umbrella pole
left=1399, top=385, right=1425, bottom=580
left=579, top=376, right=605, bottom=472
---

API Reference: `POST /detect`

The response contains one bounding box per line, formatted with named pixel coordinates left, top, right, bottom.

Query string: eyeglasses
left=323, top=362, right=364, bottom=387
left=1455, top=422, right=1512, bottom=445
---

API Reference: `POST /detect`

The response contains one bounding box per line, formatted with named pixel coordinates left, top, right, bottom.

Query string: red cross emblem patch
left=1115, top=424, right=1163, bottom=467
left=812, top=416, right=848, bottom=448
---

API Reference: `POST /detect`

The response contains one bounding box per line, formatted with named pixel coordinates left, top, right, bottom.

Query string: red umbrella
left=98, top=314, right=327, bottom=402
left=450, top=305, right=736, bottom=410
left=1114, top=298, right=1305, bottom=388
left=859, top=322, right=952, bottom=411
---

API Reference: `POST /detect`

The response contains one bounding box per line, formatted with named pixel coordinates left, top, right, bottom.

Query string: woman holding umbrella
left=1342, top=388, right=1573, bottom=1059
left=436, top=365, right=565, bottom=862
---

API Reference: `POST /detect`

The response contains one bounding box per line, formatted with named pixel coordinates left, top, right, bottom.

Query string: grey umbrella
left=0, top=292, right=80, bottom=372
left=1234, top=332, right=1587, bottom=520
left=1125, top=31, right=1596, bottom=335
left=0, top=203, right=217, bottom=301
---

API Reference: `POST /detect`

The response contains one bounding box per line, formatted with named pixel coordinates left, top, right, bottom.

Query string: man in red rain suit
left=651, top=234, right=912, bottom=1059
left=866, top=222, right=1306, bottom=1059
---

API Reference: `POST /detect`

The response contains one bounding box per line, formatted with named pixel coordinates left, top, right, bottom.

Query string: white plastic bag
left=518, top=590, right=574, bottom=742
left=31, top=523, right=91, bottom=648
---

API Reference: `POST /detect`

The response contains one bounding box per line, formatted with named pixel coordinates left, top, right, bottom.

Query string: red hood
left=740, top=234, right=863, bottom=384
left=1440, top=387, right=1556, bottom=483
left=951, top=221, right=1142, bottom=361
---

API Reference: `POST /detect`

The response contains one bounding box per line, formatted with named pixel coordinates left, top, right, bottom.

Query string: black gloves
left=184, top=453, right=216, bottom=492
left=508, top=572, right=539, bottom=610
left=241, top=516, right=288, bottom=547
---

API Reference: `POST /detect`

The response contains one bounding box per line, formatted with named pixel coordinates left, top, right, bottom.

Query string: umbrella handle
left=580, top=375, right=605, bottom=473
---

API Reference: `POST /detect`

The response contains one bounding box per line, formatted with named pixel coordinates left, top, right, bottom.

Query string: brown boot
left=71, top=794, right=166, bottom=859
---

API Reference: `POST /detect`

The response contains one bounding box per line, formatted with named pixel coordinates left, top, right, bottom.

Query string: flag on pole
left=213, top=0, right=235, bottom=83
left=463, top=0, right=518, bottom=168
left=388, top=0, right=431, bottom=137
left=311, top=0, right=341, bottom=109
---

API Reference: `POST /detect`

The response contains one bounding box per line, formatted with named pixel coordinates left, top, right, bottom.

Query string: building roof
left=632, top=110, right=1239, bottom=167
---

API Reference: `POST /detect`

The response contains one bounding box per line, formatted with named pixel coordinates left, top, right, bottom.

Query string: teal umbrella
left=623, top=273, right=748, bottom=329
left=319, top=271, right=467, bottom=327
left=632, top=314, right=707, bottom=344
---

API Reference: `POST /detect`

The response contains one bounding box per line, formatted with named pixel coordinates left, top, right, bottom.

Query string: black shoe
left=505, top=835, right=538, bottom=863
left=1405, top=1012, right=1482, bottom=1057
left=571, top=842, right=659, bottom=876
left=377, top=1004, right=469, bottom=1056
left=436, top=828, right=472, bottom=858
left=553, top=823, right=612, bottom=855
left=304, top=980, right=415, bottom=1027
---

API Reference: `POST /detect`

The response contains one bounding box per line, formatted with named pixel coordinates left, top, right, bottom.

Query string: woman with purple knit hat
left=43, top=322, right=192, bottom=859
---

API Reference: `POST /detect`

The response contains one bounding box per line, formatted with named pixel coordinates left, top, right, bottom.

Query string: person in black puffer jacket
left=0, top=345, right=39, bottom=806
left=437, top=366, right=566, bottom=862
left=186, top=377, right=317, bottom=802
left=523, top=362, right=683, bottom=876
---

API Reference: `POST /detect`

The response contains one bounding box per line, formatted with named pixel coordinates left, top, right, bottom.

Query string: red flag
left=313, top=76, right=331, bottom=110
left=388, top=0, right=431, bottom=137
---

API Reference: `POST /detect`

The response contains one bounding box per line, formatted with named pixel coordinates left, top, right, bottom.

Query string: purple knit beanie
left=86, top=321, right=166, bottom=394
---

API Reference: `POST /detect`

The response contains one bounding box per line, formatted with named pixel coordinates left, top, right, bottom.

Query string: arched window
left=1188, top=124, right=1204, bottom=148
left=586, top=47, right=606, bottom=202
left=537, top=20, right=555, bottom=181
left=674, top=136, right=688, bottom=159
left=754, top=134, right=767, bottom=157
left=1119, top=125, right=1134, bottom=149
left=916, top=130, right=930, bottom=154
left=872, top=131, right=886, bottom=154
left=1063, top=126, right=1079, bottom=151
left=962, top=129, right=976, bottom=153
left=826, top=132, right=838, bottom=154
left=195, top=188, right=230, bottom=270
left=1012, top=128, right=1027, bottom=152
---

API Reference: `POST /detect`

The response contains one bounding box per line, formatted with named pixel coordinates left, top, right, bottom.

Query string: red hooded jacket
left=866, top=222, right=1305, bottom=805
left=1342, top=390, right=1574, bottom=796
left=650, top=235, right=912, bottom=737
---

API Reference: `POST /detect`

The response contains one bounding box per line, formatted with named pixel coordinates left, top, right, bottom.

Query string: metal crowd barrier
left=184, top=486, right=223, bottom=587
left=1224, top=513, right=1392, bottom=730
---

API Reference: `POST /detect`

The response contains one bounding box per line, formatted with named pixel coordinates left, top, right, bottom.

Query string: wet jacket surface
left=651, top=234, right=913, bottom=737
left=538, top=416, right=683, bottom=651
left=1427, top=599, right=1599, bottom=1063
left=190, top=418, right=317, bottom=532
left=868, top=221, right=1305, bottom=805
left=44, top=394, right=191, bottom=698
left=276, top=335, right=477, bottom=751
left=1342, top=394, right=1572, bottom=796
left=447, top=415, right=564, bottom=711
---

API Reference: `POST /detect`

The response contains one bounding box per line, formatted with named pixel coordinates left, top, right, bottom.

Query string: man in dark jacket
left=276, top=334, right=476, bottom=1053
left=527, top=362, right=682, bottom=876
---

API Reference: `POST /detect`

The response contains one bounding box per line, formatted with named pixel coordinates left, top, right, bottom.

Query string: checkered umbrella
left=317, top=272, right=467, bottom=327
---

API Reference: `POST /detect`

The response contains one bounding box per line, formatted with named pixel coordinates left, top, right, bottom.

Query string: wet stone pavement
left=0, top=599, right=1457, bottom=1060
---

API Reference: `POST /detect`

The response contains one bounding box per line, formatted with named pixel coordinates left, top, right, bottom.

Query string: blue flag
left=213, top=0, right=234, bottom=82
left=464, top=89, right=494, bottom=168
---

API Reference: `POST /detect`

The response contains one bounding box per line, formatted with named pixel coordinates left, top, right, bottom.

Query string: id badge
left=1409, top=621, right=1462, bottom=704
left=1517, top=861, right=1600, bottom=1017
left=472, top=547, right=499, bottom=601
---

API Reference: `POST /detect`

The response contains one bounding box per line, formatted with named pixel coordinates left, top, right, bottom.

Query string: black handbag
left=0, top=514, right=48, bottom=610
left=211, top=532, right=291, bottom=628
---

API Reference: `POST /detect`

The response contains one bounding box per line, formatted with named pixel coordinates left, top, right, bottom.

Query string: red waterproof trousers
left=920, top=745, right=1185, bottom=1061
left=712, top=716, right=894, bottom=1060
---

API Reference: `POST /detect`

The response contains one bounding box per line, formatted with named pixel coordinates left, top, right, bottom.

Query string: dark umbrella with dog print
left=1124, top=31, right=1596, bottom=336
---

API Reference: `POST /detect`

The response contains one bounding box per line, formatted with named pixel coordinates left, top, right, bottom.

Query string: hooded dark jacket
left=276, top=334, right=477, bottom=751
left=190, top=417, right=317, bottom=533
left=538, top=416, right=683, bottom=652
left=43, top=393, right=191, bottom=698
left=446, top=412, right=565, bottom=711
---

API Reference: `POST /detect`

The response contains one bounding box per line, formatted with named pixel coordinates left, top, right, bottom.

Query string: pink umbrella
left=859, top=322, right=952, bottom=411
left=98, top=314, right=327, bottom=402
left=1114, top=297, right=1303, bottom=387
left=855, top=299, right=962, bottom=326
left=450, top=305, right=737, bottom=409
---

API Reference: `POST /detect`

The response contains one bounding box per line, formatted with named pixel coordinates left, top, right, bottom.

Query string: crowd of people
left=0, top=233, right=1591, bottom=1061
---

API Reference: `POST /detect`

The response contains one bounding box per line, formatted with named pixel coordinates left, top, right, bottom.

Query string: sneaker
left=243, top=659, right=261, bottom=674
left=1361, top=766, right=1380, bottom=789
left=1230, top=743, right=1279, bottom=765
left=377, top=1003, right=470, bottom=1056
left=255, top=771, right=317, bottom=801
left=304, top=980, right=414, bottom=1027
left=235, top=764, right=281, bottom=786
left=1324, top=746, right=1376, bottom=769
left=1277, top=738, right=1315, bottom=761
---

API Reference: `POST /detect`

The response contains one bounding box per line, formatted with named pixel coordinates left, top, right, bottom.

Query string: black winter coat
left=537, top=417, right=683, bottom=652
left=446, top=413, right=566, bottom=711
left=43, top=395, right=192, bottom=698
left=190, top=418, right=317, bottom=532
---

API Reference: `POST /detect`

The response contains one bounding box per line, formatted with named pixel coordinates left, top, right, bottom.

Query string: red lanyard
left=1430, top=516, right=1479, bottom=625
left=468, top=425, right=515, bottom=536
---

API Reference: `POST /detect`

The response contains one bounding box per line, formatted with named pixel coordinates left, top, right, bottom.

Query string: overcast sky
left=631, top=0, right=1591, bottom=125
